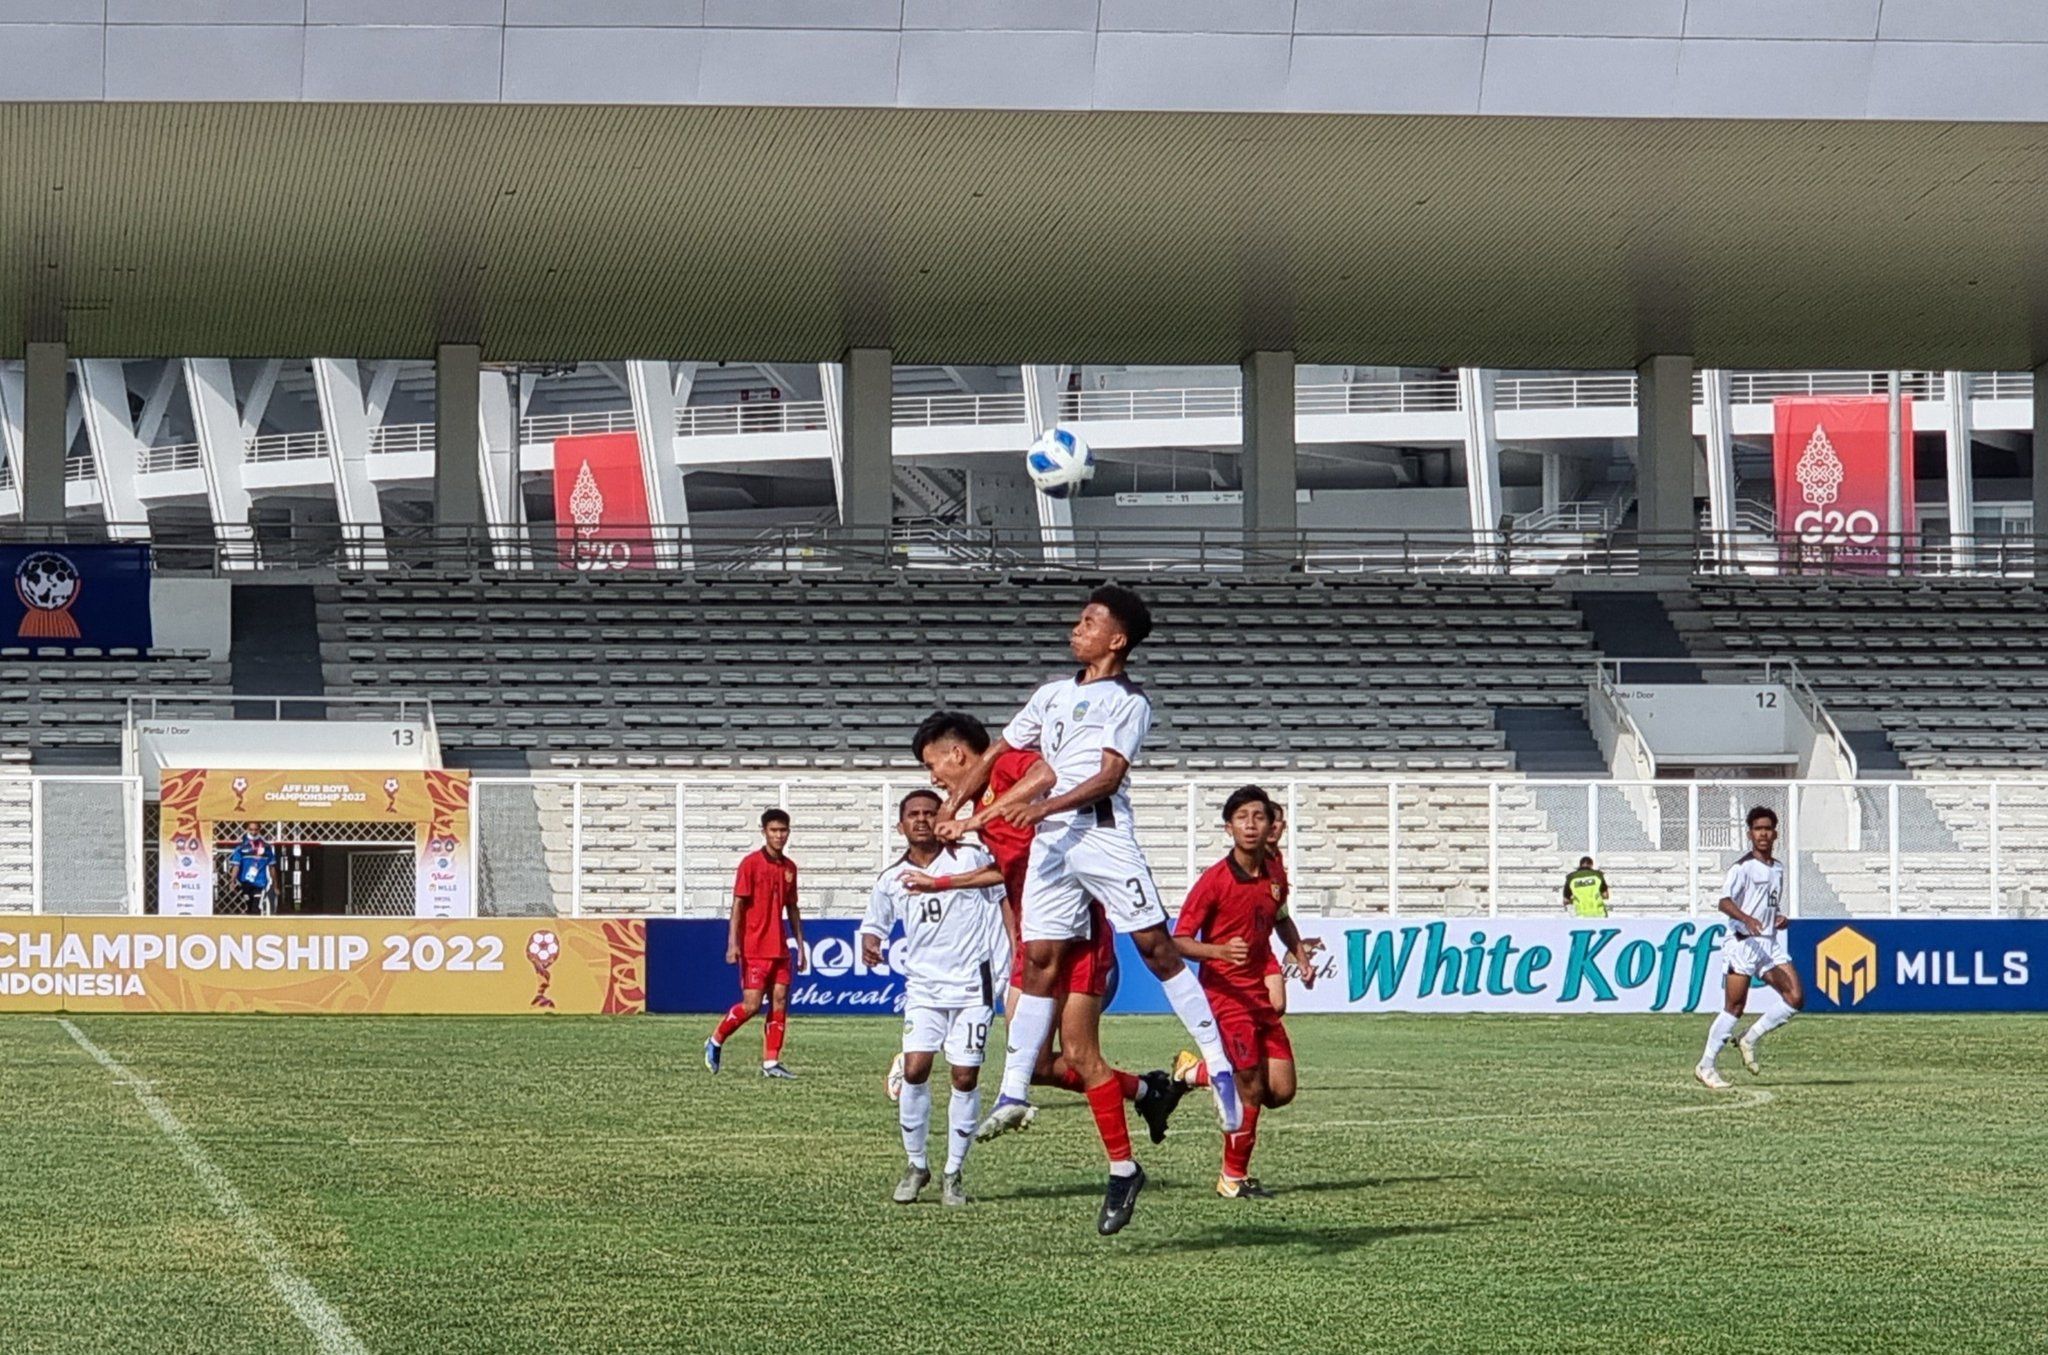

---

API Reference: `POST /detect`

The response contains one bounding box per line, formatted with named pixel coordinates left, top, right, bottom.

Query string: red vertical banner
left=1772, top=396, right=1913, bottom=572
left=553, top=433, right=653, bottom=570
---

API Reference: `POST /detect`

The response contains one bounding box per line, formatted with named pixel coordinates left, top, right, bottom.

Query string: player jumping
left=911, top=710, right=1182, bottom=1143
left=1696, top=804, right=1805, bottom=1090
left=1171, top=787, right=1322, bottom=1199
left=936, top=584, right=1240, bottom=1235
left=705, top=808, right=807, bottom=1079
left=860, top=790, right=1006, bottom=1207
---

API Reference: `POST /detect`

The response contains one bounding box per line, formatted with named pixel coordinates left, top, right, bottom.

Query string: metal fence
left=13, top=773, right=2047, bottom=919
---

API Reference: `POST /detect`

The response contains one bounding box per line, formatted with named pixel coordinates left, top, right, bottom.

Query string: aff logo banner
left=1800, top=921, right=2044, bottom=1013
left=1772, top=397, right=1913, bottom=572
left=0, top=545, right=153, bottom=651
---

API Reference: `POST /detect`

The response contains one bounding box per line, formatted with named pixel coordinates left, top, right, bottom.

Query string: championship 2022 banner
left=158, top=769, right=472, bottom=917
left=0, top=544, right=153, bottom=651
left=1773, top=396, right=1914, bottom=571
left=0, top=918, right=645, bottom=1015
left=554, top=432, right=652, bottom=570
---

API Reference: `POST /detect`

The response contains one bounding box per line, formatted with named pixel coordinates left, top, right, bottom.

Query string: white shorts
left=1725, top=931, right=1792, bottom=979
left=901, top=1002, right=994, bottom=1067
left=1020, top=821, right=1169, bottom=943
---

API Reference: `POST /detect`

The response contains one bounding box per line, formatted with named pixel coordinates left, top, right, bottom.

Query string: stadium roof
left=3, top=102, right=2047, bottom=370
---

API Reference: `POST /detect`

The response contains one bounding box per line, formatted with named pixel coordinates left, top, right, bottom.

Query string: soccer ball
left=526, top=930, right=561, bottom=969
left=15, top=552, right=79, bottom=612
left=1026, top=426, right=1095, bottom=499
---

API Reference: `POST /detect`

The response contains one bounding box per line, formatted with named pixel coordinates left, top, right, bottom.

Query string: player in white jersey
left=935, top=584, right=1240, bottom=1235
left=860, top=789, right=1007, bottom=1207
left=1696, top=804, right=1807, bottom=1090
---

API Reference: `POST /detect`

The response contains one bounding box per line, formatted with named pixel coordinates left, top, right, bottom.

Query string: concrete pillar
left=2033, top=363, right=2048, bottom=561
left=1700, top=368, right=1737, bottom=539
left=1635, top=354, right=1696, bottom=572
left=434, top=343, right=483, bottom=529
left=22, top=342, right=68, bottom=524
left=1940, top=372, right=1974, bottom=574
left=1240, top=351, right=1297, bottom=554
left=837, top=346, right=894, bottom=532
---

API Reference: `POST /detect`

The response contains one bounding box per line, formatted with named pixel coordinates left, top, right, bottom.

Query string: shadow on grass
left=986, top=1173, right=1471, bottom=1204
left=1281, top=1174, right=1476, bottom=1194
left=1128, top=1214, right=1520, bottom=1256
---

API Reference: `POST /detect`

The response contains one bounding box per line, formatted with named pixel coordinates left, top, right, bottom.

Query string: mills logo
left=1817, top=925, right=1879, bottom=1007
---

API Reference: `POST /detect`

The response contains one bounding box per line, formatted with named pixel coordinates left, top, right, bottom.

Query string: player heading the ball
left=937, top=583, right=1240, bottom=1236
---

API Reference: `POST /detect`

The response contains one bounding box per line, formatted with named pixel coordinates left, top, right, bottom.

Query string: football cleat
left=892, top=1166, right=931, bottom=1204
left=974, top=1095, right=1038, bottom=1142
left=1737, top=1034, right=1761, bottom=1076
left=1217, top=1175, right=1277, bottom=1201
left=1136, top=1069, right=1185, bottom=1145
left=1097, top=1164, right=1146, bottom=1236
left=886, top=1053, right=905, bottom=1101
left=761, top=1062, right=797, bottom=1080
left=1209, top=1067, right=1245, bottom=1133
left=703, top=1039, right=722, bottom=1074
left=1694, top=1062, right=1731, bottom=1091
left=1171, top=1049, right=1203, bottom=1087
left=942, top=1172, right=969, bottom=1207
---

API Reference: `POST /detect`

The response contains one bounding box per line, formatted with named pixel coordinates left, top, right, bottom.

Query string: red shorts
left=1210, top=991, right=1293, bottom=1071
left=1005, top=898, right=1115, bottom=999
left=739, top=954, right=793, bottom=992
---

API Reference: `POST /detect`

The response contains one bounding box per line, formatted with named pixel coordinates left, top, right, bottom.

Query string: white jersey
left=1722, top=853, right=1786, bottom=938
left=1001, top=671, right=1152, bottom=833
left=859, top=842, right=1005, bottom=1008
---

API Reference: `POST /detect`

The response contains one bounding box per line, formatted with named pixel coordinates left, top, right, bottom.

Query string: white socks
left=1162, top=967, right=1233, bottom=1078
left=1701, top=1011, right=1739, bottom=1065
left=1749, top=1006, right=1795, bottom=1043
left=1000, top=992, right=1058, bottom=1102
left=900, top=1081, right=931, bottom=1170
left=946, top=1088, right=979, bottom=1175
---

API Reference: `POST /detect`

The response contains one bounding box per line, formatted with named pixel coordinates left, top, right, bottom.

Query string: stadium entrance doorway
left=207, top=821, right=419, bottom=916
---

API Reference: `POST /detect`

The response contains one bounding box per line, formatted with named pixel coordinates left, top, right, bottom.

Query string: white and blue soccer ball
left=1026, top=426, right=1096, bottom=499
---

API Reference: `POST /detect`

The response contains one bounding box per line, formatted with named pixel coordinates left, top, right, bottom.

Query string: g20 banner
left=0, top=544, right=152, bottom=651
left=1773, top=396, right=1913, bottom=571
left=553, top=431, right=652, bottom=571
left=1800, top=919, right=2047, bottom=1013
left=0, top=918, right=645, bottom=1015
left=645, top=918, right=1009, bottom=1016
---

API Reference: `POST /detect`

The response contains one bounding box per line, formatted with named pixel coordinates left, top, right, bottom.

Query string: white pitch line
left=56, top=1019, right=369, bottom=1355
left=1284, top=1087, right=1775, bottom=1133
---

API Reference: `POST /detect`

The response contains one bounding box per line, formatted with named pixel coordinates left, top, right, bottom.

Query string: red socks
left=1114, top=1069, right=1143, bottom=1101
left=1223, top=1100, right=1261, bottom=1178
left=712, top=1002, right=752, bottom=1044
left=1044, top=1064, right=1142, bottom=1100
left=1084, top=1078, right=1134, bottom=1164
left=1190, top=1061, right=1212, bottom=1088
left=763, top=1011, right=788, bottom=1063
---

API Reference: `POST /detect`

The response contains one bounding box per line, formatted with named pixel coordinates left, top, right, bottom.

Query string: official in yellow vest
left=1563, top=857, right=1609, bottom=917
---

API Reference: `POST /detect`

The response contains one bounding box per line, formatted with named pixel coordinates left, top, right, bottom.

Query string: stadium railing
left=1, top=522, right=2036, bottom=580
left=14, top=772, right=2042, bottom=920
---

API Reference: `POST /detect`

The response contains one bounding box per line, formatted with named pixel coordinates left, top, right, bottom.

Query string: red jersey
left=733, top=848, right=799, bottom=960
left=1175, top=851, right=1288, bottom=1007
left=976, top=746, right=1044, bottom=876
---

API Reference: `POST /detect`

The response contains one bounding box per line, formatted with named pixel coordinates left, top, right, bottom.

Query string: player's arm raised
left=942, top=757, right=1055, bottom=843
left=901, top=863, right=1005, bottom=894
left=998, top=749, right=1126, bottom=828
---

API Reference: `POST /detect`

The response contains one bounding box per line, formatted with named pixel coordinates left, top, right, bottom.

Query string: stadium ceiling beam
left=1456, top=368, right=1504, bottom=551
left=75, top=360, right=152, bottom=540
left=134, top=362, right=181, bottom=447
left=364, top=360, right=402, bottom=429
left=180, top=359, right=256, bottom=564
left=673, top=361, right=698, bottom=404
left=625, top=360, right=689, bottom=565
left=311, top=359, right=389, bottom=568
left=1940, top=371, right=1975, bottom=573
left=240, top=360, right=280, bottom=442
left=1700, top=369, right=1737, bottom=537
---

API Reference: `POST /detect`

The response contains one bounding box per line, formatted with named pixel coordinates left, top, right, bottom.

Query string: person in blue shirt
left=226, top=823, right=277, bottom=915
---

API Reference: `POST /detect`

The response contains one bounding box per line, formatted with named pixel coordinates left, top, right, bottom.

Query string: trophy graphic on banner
left=383, top=777, right=401, bottom=814
left=527, top=930, right=562, bottom=1008
left=230, top=776, right=249, bottom=813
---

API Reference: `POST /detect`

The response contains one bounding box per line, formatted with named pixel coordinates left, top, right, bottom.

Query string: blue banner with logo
left=647, top=919, right=908, bottom=1015
left=0, top=545, right=152, bottom=652
left=1797, top=920, right=2048, bottom=1013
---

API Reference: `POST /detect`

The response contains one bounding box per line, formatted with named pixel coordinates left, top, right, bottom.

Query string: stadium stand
left=0, top=649, right=231, bottom=757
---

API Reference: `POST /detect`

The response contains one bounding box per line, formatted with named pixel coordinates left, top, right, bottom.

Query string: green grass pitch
left=0, top=1012, right=2043, bottom=1354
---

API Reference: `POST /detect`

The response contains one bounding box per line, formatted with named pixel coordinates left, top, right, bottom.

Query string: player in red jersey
left=1171, top=786, right=1322, bottom=1198
left=704, top=808, right=808, bottom=1079
left=910, top=711, right=1183, bottom=1145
